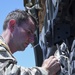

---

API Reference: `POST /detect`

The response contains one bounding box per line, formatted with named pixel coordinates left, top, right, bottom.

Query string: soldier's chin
left=21, top=43, right=29, bottom=50
left=23, top=45, right=28, bottom=50
left=20, top=45, right=27, bottom=51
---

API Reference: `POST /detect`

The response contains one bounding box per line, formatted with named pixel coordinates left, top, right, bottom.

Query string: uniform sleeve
left=4, top=63, right=48, bottom=75
left=0, top=40, right=48, bottom=75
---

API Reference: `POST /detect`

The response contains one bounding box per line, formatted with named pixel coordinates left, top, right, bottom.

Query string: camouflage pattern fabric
left=0, top=36, right=48, bottom=75
left=55, top=40, right=75, bottom=75
left=70, top=39, right=75, bottom=75
left=55, top=43, right=69, bottom=75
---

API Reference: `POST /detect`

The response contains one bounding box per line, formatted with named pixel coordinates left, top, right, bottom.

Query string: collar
left=0, top=36, right=12, bottom=54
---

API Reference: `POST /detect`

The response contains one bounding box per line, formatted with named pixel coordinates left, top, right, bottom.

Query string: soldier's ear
left=8, top=19, right=16, bottom=32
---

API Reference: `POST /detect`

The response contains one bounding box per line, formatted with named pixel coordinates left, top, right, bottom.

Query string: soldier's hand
left=42, top=56, right=60, bottom=75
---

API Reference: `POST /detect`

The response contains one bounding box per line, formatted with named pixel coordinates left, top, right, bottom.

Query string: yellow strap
left=0, top=39, right=12, bottom=54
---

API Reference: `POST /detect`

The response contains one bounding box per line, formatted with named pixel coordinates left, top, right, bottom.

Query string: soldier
left=0, top=9, right=60, bottom=75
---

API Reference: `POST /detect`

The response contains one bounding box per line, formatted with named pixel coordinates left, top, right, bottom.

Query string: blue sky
left=0, top=0, right=35, bottom=67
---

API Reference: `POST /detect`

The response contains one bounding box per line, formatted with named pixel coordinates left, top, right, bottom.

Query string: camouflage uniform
left=0, top=36, right=48, bottom=75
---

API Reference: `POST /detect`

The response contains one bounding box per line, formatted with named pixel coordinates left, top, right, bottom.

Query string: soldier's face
left=12, top=17, right=35, bottom=51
